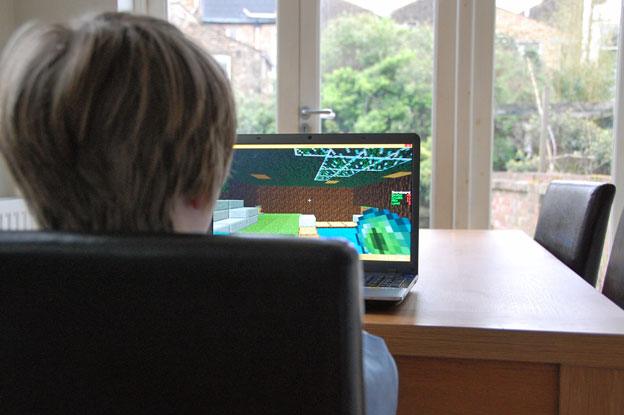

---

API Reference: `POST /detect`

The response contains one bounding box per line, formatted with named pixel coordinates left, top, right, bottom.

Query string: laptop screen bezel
left=223, top=133, right=420, bottom=275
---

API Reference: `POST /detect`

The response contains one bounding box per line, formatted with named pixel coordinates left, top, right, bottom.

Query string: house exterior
left=391, top=1, right=563, bottom=69
left=168, top=0, right=276, bottom=97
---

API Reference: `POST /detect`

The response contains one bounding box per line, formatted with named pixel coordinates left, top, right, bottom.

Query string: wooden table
left=364, top=230, right=624, bottom=415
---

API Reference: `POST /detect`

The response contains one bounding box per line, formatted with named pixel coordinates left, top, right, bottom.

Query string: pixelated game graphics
left=293, top=147, right=412, bottom=182
left=356, top=208, right=411, bottom=255
left=391, top=191, right=411, bottom=207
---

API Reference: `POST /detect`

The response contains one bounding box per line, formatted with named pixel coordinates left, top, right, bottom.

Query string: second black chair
left=602, top=209, right=624, bottom=309
left=534, top=180, right=615, bottom=287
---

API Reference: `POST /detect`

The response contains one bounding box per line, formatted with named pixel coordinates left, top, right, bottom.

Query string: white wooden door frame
left=149, top=0, right=497, bottom=229
left=155, top=0, right=624, bottom=233
left=431, top=0, right=457, bottom=228
left=453, top=0, right=472, bottom=229
left=432, top=0, right=495, bottom=229
left=469, top=0, right=495, bottom=229
left=275, top=0, right=300, bottom=133
left=276, top=0, right=321, bottom=134
left=611, top=1, right=624, bottom=240
left=122, top=0, right=167, bottom=17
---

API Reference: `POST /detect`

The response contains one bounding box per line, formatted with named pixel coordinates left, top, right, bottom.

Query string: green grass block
left=238, top=213, right=301, bottom=236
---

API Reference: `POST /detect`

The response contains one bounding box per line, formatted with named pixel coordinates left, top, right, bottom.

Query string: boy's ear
left=188, top=194, right=211, bottom=210
left=171, top=195, right=213, bottom=234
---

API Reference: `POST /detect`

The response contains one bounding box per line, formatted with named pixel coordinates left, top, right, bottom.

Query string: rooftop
left=201, top=0, right=276, bottom=24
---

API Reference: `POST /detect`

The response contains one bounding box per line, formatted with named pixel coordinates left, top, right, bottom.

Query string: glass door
left=491, top=0, right=622, bottom=286
left=167, top=0, right=277, bottom=134
left=317, top=0, right=435, bottom=227
left=165, top=0, right=434, bottom=227
left=491, top=0, right=622, bottom=235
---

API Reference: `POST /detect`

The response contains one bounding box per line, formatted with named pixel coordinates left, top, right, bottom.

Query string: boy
left=0, top=12, right=397, bottom=414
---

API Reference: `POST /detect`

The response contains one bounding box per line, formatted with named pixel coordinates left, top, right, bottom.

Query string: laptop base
left=364, top=273, right=418, bottom=302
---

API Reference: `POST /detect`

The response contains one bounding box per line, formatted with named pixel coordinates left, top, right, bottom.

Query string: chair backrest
left=0, top=232, right=364, bottom=414
left=534, top=180, right=615, bottom=286
left=603, top=210, right=624, bottom=309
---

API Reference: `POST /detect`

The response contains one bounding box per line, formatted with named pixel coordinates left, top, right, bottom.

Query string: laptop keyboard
left=365, top=273, right=414, bottom=289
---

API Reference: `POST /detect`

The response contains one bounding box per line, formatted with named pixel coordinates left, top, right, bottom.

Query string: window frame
left=152, top=0, right=624, bottom=232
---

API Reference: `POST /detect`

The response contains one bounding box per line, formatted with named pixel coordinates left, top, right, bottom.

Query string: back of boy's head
left=0, top=12, right=236, bottom=232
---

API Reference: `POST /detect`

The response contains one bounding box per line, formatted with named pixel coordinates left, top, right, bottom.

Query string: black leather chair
left=534, top=180, right=615, bottom=287
left=603, top=209, right=624, bottom=309
left=0, top=232, right=364, bottom=414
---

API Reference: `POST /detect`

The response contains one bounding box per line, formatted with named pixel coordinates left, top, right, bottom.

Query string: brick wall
left=221, top=181, right=259, bottom=206
left=256, top=186, right=357, bottom=221
left=221, top=175, right=413, bottom=222
left=491, top=171, right=611, bottom=235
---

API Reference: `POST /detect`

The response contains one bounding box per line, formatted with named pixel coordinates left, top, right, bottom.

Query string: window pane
left=167, top=0, right=277, bottom=133
left=492, top=0, right=621, bottom=236
left=320, top=0, right=434, bottom=228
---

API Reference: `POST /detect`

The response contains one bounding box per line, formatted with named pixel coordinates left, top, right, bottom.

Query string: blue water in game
left=317, top=228, right=363, bottom=253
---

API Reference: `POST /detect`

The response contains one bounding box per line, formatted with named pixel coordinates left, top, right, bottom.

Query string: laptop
left=213, top=133, right=419, bottom=302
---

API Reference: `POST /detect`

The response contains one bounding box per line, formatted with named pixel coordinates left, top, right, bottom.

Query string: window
left=167, top=0, right=277, bottom=134
left=319, top=0, right=434, bottom=228
left=492, top=0, right=622, bottom=235
left=155, top=0, right=624, bottom=234
left=213, top=54, right=232, bottom=79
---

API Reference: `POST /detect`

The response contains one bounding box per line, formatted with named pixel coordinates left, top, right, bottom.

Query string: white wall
left=0, top=0, right=16, bottom=196
left=0, top=0, right=117, bottom=197
left=0, top=0, right=15, bottom=50
left=14, top=0, right=116, bottom=25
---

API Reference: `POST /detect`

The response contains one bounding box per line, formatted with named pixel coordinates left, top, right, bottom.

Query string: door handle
left=300, top=106, right=336, bottom=120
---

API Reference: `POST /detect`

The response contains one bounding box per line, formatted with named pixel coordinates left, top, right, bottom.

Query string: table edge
left=365, top=323, right=624, bottom=368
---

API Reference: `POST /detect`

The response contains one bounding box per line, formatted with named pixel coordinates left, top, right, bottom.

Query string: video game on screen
left=214, top=144, right=413, bottom=262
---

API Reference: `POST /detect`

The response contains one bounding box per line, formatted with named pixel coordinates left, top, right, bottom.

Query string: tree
left=551, top=56, right=616, bottom=103
left=322, top=50, right=431, bottom=135
left=493, top=21, right=615, bottom=175
left=322, top=13, right=431, bottom=74
left=494, top=35, right=539, bottom=107
left=236, top=93, right=276, bottom=134
left=493, top=34, right=541, bottom=171
left=320, top=14, right=433, bottom=208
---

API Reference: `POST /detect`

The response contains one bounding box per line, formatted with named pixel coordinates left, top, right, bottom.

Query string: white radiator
left=0, top=198, right=36, bottom=230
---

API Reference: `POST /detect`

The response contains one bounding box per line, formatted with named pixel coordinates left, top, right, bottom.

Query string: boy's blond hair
left=0, top=12, right=236, bottom=232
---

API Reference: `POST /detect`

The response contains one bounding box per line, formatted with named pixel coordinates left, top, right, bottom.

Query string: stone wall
left=491, top=172, right=611, bottom=235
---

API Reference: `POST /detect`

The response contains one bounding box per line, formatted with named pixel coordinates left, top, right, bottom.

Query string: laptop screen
left=214, top=142, right=415, bottom=263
